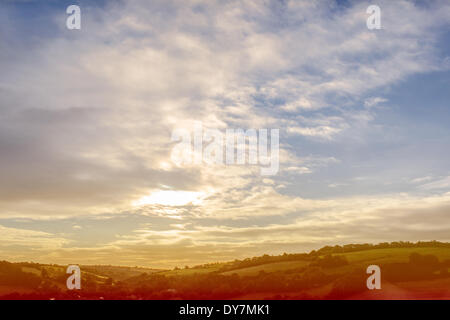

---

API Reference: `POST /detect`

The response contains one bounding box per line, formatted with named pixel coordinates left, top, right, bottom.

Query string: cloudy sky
left=0, top=0, right=449, bottom=268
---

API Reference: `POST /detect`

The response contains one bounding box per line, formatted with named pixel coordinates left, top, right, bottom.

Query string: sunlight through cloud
left=132, top=190, right=206, bottom=207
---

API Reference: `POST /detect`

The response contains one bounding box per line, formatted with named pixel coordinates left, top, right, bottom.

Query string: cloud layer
left=0, top=0, right=449, bottom=267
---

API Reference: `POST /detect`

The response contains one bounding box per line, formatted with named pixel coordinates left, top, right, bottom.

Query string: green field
left=221, top=260, right=310, bottom=276
left=159, top=247, right=450, bottom=278
left=141, top=247, right=450, bottom=278
left=161, top=263, right=228, bottom=276
left=338, top=247, right=450, bottom=264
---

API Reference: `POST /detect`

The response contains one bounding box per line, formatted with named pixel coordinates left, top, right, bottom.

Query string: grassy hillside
left=162, top=246, right=450, bottom=278
left=81, top=265, right=163, bottom=281
left=338, top=247, right=450, bottom=264
left=221, top=260, right=310, bottom=276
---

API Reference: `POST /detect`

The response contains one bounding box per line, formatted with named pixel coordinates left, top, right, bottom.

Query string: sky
left=0, top=0, right=449, bottom=268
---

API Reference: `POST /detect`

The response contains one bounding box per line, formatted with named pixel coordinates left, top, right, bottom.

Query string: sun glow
left=133, top=190, right=206, bottom=207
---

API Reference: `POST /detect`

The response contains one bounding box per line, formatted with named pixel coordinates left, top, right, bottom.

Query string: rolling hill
left=1, top=241, right=449, bottom=299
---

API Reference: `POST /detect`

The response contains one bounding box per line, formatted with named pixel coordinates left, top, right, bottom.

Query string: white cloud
left=364, top=97, right=388, bottom=108
left=0, top=225, right=69, bottom=250
left=419, top=176, right=450, bottom=190
left=287, top=126, right=343, bottom=139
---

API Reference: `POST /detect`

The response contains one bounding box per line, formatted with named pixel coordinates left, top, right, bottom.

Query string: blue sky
left=0, top=0, right=449, bottom=267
